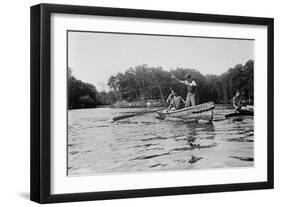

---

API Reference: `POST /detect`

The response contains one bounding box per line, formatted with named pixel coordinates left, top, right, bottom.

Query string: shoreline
left=68, top=103, right=237, bottom=111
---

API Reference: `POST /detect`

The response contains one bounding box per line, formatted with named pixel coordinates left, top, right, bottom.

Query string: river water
left=67, top=105, right=254, bottom=176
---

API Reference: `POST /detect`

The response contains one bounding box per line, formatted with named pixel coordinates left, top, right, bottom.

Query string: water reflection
left=68, top=105, right=254, bottom=176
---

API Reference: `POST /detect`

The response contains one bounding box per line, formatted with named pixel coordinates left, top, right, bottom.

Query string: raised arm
left=172, top=75, right=197, bottom=87
left=166, top=90, right=175, bottom=103
left=180, top=97, right=186, bottom=104
left=171, top=75, right=187, bottom=84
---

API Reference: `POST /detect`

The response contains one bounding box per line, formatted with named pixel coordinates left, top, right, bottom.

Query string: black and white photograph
left=67, top=31, right=254, bottom=176
left=28, top=2, right=274, bottom=204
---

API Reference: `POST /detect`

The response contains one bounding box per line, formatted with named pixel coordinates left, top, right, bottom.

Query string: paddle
left=112, top=86, right=175, bottom=122
left=112, top=108, right=165, bottom=122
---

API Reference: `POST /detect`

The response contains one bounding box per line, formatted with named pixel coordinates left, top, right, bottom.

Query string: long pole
left=158, top=86, right=165, bottom=103
left=112, top=108, right=165, bottom=122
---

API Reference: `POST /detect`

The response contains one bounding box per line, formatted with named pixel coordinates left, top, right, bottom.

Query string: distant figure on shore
left=166, top=92, right=185, bottom=110
left=146, top=99, right=152, bottom=107
left=172, top=73, right=197, bottom=107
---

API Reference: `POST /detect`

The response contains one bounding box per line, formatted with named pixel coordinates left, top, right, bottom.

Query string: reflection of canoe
left=157, top=102, right=215, bottom=122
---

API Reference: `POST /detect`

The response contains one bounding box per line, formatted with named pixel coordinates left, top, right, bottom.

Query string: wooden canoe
left=225, top=105, right=254, bottom=118
left=157, top=102, right=215, bottom=122
left=240, top=105, right=254, bottom=112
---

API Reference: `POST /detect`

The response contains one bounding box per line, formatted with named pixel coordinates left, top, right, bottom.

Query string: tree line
left=68, top=60, right=254, bottom=109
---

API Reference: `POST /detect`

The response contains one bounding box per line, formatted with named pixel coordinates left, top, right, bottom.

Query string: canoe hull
left=227, top=105, right=254, bottom=118
left=157, top=102, right=215, bottom=122
left=225, top=110, right=254, bottom=118
left=240, top=105, right=254, bottom=112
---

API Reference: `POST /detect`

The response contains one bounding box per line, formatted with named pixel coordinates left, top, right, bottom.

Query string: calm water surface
left=68, top=105, right=254, bottom=176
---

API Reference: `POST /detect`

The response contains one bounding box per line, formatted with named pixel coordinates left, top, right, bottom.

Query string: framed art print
left=30, top=3, right=274, bottom=203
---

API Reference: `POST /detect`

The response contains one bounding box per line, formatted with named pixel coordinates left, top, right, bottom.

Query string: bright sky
left=68, top=31, right=254, bottom=92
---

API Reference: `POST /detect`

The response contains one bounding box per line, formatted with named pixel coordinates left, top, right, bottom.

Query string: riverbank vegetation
left=68, top=59, right=253, bottom=109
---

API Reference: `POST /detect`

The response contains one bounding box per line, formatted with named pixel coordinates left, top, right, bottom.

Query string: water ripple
left=130, top=152, right=170, bottom=160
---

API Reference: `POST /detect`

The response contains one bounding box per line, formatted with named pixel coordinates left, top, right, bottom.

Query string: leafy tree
left=107, top=60, right=254, bottom=105
left=68, top=68, right=98, bottom=109
left=68, top=60, right=254, bottom=109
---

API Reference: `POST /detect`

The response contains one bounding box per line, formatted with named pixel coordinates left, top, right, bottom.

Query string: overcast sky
left=68, top=31, right=254, bottom=92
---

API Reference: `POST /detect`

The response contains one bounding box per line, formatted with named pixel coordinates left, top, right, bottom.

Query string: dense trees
left=68, top=68, right=98, bottom=109
left=68, top=68, right=119, bottom=109
left=68, top=60, right=254, bottom=109
left=107, top=60, right=254, bottom=105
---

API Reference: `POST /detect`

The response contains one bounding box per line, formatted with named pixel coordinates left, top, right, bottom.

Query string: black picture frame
left=30, top=3, right=274, bottom=204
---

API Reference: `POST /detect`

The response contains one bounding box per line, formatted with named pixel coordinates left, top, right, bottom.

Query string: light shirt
left=171, top=96, right=183, bottom=110
left=184, top=80, right=197, bottom=86
left=184, top=80, right=197, bottom=94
